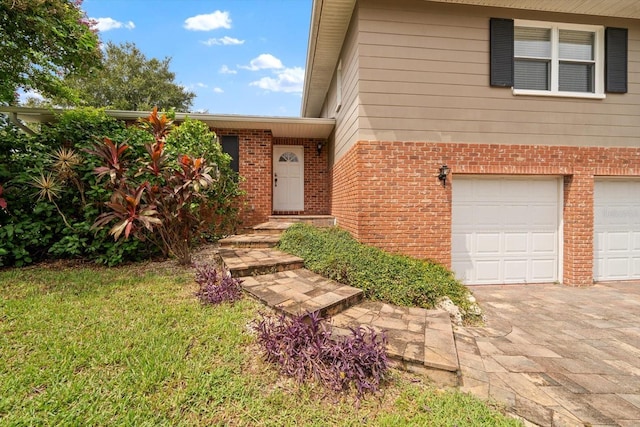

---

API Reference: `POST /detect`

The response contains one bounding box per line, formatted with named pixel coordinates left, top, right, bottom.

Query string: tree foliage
left=0, top=0, right=101, bottom=104
left=63, top=42, right=195, bottom=111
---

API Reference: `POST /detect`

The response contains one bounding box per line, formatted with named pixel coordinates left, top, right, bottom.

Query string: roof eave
left=0, top=107, right=336, bottom=139
left=301, top=0, right=356, bottom=118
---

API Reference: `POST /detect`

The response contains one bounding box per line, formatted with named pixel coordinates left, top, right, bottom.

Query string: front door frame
left=272, top=145, right=304, bottom=212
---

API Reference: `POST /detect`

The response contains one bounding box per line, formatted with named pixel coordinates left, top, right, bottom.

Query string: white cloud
left=92, top=17, right=135, bottom=32
left=240, top=54, right=284, bottom=71
left=184, top=11, right=231, bottom=31
left=213, top=87, right=224, bottom=93
left=250, top=67, right=305, bottom=93
left=201, top=36, right=245, bottom=46
left=219, top=65, right=237, bottom=75
left=18, top=89, right=44, bottom=103
left=196, top=83, right=208, bottom=88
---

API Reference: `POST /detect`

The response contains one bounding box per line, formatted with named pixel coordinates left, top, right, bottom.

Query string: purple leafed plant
left=254, top=311, right=388, bottom=399
left=194, top=264, right=243, bottom=305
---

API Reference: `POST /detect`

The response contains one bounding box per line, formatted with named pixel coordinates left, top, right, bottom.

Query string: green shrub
left=165, top=117, right=244, bottom=237
left=0, top=109, right=156, bottom=267
left=278, top=223, right=480, bottom=323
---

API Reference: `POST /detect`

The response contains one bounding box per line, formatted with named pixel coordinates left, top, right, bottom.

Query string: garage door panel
left=476, top=234, right=500, bottom=254
left=531, top=259, right=556, bottom=281
left=452, top=233, right=470, bottom=252
left=532, top=205, right=559, bottom=226
left=594, top=233, right=605, bottom=254
left=607, top=258, right=629, bottom=279
left=504, top=260, right=527, bottom=281
left=476, top=180, right=502, bottom=199
left=505, top=234, right=527, bottom=253
left=475, top=205, right=501, bottom=228
left=607, top=232, right=630, bottom=251
left=594, top=180, right=640, bottom=281
left=476, top=261, right=501, bottom=282
left=503, top=205, right=529, bottom=226
left=532, top=233, right=556, bottom=253
left=452, top=177, right=560, bottom=285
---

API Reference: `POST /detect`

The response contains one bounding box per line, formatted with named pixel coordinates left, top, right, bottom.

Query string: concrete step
left=219, top=234, right=281, bottom=248
left=269, top=215, right=335, bottom=227
left=242, top=269, right=364, bottom=318
left=220, top=248, right=304, bottom=277
left=253, top=221, right=293, bottom=235
left=331, top=302, right=460, bottom=387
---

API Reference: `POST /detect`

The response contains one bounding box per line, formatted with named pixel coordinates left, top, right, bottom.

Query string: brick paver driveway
left=456, top=282, right=640, bottom=426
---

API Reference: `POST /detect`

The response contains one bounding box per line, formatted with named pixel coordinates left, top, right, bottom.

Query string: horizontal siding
left=357, top=0, right=640, bottom=147
left=333, top=8, right=361, bottom=164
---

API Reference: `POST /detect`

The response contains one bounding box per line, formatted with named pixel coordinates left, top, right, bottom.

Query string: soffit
left=0, top=107, right=336, bottom=139
left=426, top=0, right=640, bottom=19
left=302, top=0, right=356, bottom=118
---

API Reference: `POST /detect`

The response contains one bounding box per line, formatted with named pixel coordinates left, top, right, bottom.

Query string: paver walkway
left=458, top=282, right=640, bottom=427
left=218, top=219, right=460, bottom=385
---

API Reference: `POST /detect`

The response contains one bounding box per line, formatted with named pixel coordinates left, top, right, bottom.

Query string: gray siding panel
left=329, top=8, right=361, bottom=164
left=357, top=0, right=640, bottom=147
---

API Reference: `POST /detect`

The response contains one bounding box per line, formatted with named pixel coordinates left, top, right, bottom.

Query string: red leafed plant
left=90, top=107, right=215, bottom=264
left=0, top=184, right=7, bottom=210
left=93, top=183, right=161, bottom=240
left=85, top=137, right=129, bottom=185
left=138, top=106, right=173, bottom=142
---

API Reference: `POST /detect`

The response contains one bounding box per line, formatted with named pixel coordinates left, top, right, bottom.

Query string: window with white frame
left=489, top=18, right=627, bottom=97
left=513, top=21, right=603, bottom=96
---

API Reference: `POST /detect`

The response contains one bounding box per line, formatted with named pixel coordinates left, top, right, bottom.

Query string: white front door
left=452, top=176, right=561, bottom=285
left=594, top=179, right=640, bottom=281
left=273, top=145, right=304, bottom=211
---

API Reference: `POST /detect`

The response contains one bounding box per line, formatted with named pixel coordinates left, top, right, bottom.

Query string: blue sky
left=81, top=0, right=312, bottom=117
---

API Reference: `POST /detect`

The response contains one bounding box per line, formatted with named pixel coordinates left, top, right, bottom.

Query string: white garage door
left=452, top=177, right=560, bottom=285
left=594, top=180, right=640, bottom=281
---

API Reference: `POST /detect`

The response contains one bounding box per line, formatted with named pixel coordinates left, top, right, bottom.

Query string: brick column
left=563, top=172, right=594, bottom=286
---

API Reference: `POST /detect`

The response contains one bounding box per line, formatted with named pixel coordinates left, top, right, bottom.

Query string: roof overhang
left=302, top=0, right=356, bottom=118
left=426, top=0, right=640, bottom=20
left=0, top=107, right=336, bottom=139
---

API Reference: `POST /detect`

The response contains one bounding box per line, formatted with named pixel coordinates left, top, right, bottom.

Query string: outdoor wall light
left=317, top=141, right=323, bottom=155
left=438, top=164, right=450, bottom=187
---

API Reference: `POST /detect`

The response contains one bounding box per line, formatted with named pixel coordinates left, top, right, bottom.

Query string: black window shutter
left=221, top=135, right=239, bottom=173
left=490, top=18, right=514, bottom=87
left=605, top=27, right=628, bottom=93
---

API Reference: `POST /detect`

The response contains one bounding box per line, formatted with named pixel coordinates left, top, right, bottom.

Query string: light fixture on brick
left=438, top=164, right=450, bottom=187
left=317, top=141, right=323, bottom=155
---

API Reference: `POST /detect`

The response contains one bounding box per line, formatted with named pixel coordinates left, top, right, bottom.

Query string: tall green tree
left=0, top=0, right=101, bottom=104
left=63, top=42, right=195, bottom=111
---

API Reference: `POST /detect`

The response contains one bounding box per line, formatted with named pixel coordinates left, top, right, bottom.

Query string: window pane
left=515, top=59, right=550, bottom=90
left=515, top=27, right=551, bottom=58
left=559, top=62, right=594, bottom=92
left=221, top=135, right=239, bottom=173
left=559, top=30, right=594, bottom=61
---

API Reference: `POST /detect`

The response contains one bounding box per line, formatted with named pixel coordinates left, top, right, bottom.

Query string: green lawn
left=0, top=263, right=521, bottom=426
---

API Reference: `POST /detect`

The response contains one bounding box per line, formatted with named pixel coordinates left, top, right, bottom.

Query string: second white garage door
left=594, top=180, right=640, bottom=281
left=452, top=177, right=561, bottom=285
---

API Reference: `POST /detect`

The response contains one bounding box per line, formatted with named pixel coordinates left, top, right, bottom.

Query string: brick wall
left=213, top=128, right=272, bottom=228
left=211, top=129, right=330, bottom=227
left=331, top=140, right=640, bottom=286
left=330, top=143, right=361, bottom=238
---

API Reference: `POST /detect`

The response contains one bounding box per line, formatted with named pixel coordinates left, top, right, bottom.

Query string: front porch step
left=241, top=269, right=364, bottom=318
left=253, top=221, right=294, bottom=235
left=331, top=303, right=460, bottom=386
left=269, top=215, right=335, bottom=227
left=220, top=248, right=304, bottom=277
left=219, top=234, right=281, bottom=248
